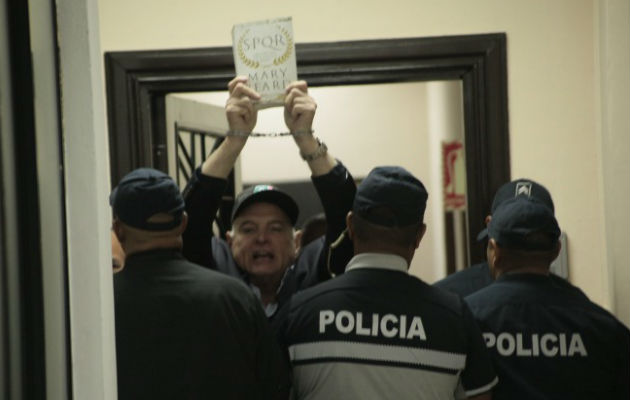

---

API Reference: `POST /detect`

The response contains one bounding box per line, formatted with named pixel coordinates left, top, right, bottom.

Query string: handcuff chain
left=226, top=129, right=313, bottom=138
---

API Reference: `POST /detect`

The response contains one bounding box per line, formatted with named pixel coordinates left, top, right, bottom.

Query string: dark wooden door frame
left=104, top=33, right=510, bottom=263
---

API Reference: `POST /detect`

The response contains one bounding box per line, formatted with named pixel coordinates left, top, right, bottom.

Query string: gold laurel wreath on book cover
left=273, top=27, right=293, bottom=66
left=237, top=26, right=293, bottom=69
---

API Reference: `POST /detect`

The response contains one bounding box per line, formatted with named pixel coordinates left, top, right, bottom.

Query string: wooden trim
left=104, top=33, right=510, bottom=263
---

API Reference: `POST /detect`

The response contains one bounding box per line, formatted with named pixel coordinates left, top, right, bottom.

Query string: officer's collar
left=345, top=253, right=408, bottom=273
left=497, top=271, right=552, bottom=283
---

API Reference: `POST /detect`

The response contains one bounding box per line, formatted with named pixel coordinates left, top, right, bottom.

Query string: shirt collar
left=248, top=284, right=279, bottom=317
left=247, top=264, right=293, bottom=317
left=345, top=252, right=409, bottom=273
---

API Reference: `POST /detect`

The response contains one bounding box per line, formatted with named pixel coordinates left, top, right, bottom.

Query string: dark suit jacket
left=114, top=248, right=289, bottom=400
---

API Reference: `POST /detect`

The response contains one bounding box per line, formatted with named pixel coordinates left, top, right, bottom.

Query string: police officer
left=111, top=168, right=289, bottom=399
left=465, top=196, right=630, bottom=399
left=434, top=179, right=585, bottom=299
left=278, top=166, right=497, bottom=400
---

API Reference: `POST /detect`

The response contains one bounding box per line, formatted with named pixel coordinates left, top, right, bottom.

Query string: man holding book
left=182, top=76, right=356, bottom=320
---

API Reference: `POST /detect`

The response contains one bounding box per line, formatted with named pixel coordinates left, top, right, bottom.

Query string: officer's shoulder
left=435, top=262, right=489, bottom=285
left=545, top=289, right=630, bottom=340
left=462, top=280, right=503, bottom=310
left=572, top=295, right=630, bottom=333
left=185, top=260, right=252, bottom=293
left=433, top=262, right=492, bottom=296
left=418, top=281, right=471, bottom=318
left=549, top=273, right=590, bottom=300
left=287, top=278, right=339, bottom=311
left=198, top=270, right=263, bottom=310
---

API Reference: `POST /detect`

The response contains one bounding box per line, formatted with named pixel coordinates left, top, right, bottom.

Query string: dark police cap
left=110, top=168, right=185, bottom=231
left=478, top=179, right=554, bottom=241
left=488, top=196, right=560, bottom=251
left=353, top=166, right=428, bottom=227
left=231, top=184, right=299, bottom=226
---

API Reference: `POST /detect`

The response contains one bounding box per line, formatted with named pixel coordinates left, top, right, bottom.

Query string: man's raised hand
left=226, top=76, right=261, bottom=134
left=284, top=81, right=317, bottom=134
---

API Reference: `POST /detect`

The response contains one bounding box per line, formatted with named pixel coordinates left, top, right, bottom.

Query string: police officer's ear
left=111, top=229, right=125, bottom=273
left=414, top=223, right=427, bottom=249
left=294, top=229, right=303, bottom=255
left=345, top=211, right=355, bottom=241
left=176, top=212, right=188, bottom=235
left=484, top=215, right=492, bottom=226
left=487, top=238, right=501, bottom=277
left=549, top=239, right=562, bottom=263
left=112, top=218, right=125, bottom=243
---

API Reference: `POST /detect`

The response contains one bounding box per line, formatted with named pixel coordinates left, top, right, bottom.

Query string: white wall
left=58, top=0, right=118, bottom=398
left=598, top=0, right=629, bottom=326
left=98, top=0, right=629, bottom=322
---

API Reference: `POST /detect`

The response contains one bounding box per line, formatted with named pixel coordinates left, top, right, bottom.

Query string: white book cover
left=232, top=17, right=297, bottom=108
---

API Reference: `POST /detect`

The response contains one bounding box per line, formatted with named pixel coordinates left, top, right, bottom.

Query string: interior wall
left=58, top=0, right=118, bottom=398
left=98, top=0, right=627, bottom=318
left=598, top=0, right=629, bottom=327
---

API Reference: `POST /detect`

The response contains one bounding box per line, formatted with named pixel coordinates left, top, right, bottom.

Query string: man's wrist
left=300, top=138, right=328, bottom=162
left=290, top=128, right=314, bottom=137
left=222, top=135, right=248, bottom=148
left=226, top=129, right=252, bottom=137
left=293, top=132, right=318, bottom=152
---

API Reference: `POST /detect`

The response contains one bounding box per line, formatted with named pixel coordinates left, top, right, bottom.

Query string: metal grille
left=174, top=122, right=235, bottom=238
left=173, top=122, right=224, bottom=188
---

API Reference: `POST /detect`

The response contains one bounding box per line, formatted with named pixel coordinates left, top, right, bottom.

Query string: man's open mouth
left=253, top=251, right=274, bottom=261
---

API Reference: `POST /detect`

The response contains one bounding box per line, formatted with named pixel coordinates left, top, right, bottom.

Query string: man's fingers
left=227, top=95, right=256, bottom=109
left=230, top=84, right=261, bottom=101
left=284, top=85, right=308, bottom=106
left=228, top=76, right=249, bottom=93
left=291, top=104, right=316, bottom=120
left=228, top=77, right=262, bottom=102
left=284, top=80, right=309, bottom=109
left=287, top=94, right=316, bottom=113
left=284, top=84, right=316, bottom=132
left=226, top=97, right=256, bottom=118
left=289, top=98, right=316, bottom=118
left=285, top=80, right=308, bottom=94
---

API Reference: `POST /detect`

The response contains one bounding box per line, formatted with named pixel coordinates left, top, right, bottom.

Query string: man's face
left=227, top=202, right=296, bottom=285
